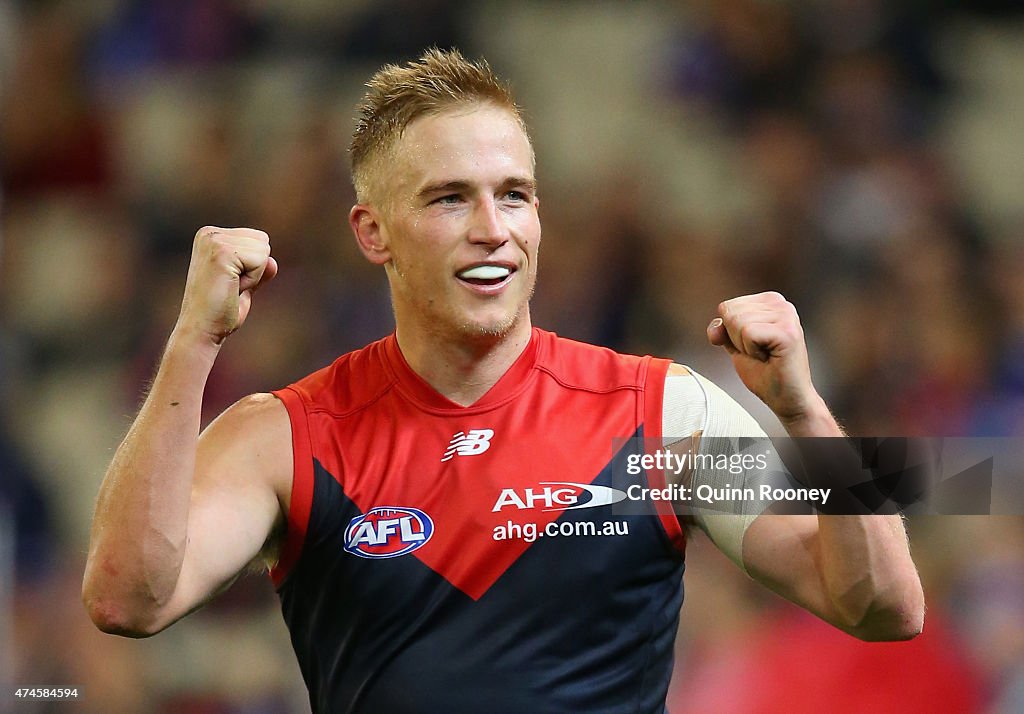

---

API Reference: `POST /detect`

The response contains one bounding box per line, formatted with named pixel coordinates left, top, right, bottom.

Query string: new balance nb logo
left=442, top=429, right=494, bottom=462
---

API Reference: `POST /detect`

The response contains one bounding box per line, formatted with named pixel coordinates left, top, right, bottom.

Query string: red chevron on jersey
left=270, top=327, right=685, bottom=712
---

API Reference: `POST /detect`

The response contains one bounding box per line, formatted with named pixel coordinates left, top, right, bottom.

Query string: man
left=84, top=49, right=923, bottom=712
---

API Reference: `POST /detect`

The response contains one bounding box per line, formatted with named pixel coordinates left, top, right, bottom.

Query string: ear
left=350, top=204, right=390, bottom=265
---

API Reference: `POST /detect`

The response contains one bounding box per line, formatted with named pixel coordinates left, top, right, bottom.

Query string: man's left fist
left=707, top=292, right=822, bottom=425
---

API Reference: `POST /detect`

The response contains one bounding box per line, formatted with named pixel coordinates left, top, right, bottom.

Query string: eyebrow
left=416, top=176, right=537, bottom=198
left=417, top=180, right=472, bottom=198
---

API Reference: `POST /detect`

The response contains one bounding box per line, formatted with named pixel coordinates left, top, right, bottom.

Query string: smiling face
left=351, top=103, right=541, bottom=347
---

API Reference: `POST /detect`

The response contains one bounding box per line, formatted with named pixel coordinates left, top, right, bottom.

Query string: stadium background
left=1, top=0, right=1022, bottom=711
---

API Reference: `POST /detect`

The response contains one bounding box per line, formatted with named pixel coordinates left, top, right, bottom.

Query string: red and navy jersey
left=271, top=328, right=686, bottom=713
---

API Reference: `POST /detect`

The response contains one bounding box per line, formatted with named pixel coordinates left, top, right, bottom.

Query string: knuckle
left=212, top=244, right=238, bottom=264
left=236, top=227, right=268, bottom=242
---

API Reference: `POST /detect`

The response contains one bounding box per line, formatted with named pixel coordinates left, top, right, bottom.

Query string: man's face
left=367, top=104, right=541, bottom=344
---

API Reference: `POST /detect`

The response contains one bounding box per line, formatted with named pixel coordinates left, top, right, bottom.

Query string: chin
left=457, top=308, right=524, bottom=342
left=459, top=318, right=516, bottom=340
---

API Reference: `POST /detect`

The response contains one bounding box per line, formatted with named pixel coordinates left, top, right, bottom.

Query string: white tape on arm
left=663, top=367, right=773, bottom=573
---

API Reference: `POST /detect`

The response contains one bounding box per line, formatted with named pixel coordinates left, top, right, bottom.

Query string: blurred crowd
left=1, top=1, right=1022, bottom=712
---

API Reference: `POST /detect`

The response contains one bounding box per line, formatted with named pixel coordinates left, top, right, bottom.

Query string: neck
left=395, top=318, right=533, bottom=406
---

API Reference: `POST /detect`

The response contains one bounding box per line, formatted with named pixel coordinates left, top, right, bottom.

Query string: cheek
left=390, top=220, right=445, bottom=261
left=523, top=220, right=541, bottom=255
left=399, top=244, right=455, bottom=288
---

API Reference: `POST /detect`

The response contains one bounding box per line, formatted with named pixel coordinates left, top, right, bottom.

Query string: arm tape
left=664, top=367, right=786, bottom=573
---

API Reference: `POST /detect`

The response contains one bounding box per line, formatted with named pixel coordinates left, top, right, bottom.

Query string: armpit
left=249, top=516, right=286, bottom=575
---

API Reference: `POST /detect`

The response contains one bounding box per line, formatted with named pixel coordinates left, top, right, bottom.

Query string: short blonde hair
left=350, top=48, right=529, bottom=204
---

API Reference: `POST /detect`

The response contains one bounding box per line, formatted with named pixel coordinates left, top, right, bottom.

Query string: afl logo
left=344, top=506, right=434, bottom=559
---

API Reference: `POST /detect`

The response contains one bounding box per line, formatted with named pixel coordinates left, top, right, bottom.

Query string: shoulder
left=282, top=337, right=396, bottom=416
left=203, top=391, right=292, bottom=448
left=198, top=392, right=293, bottom=504
left=535, top=329, right=664, bottom=392
left=210, top=391, right=291, bottom=434
left=663, top=364, right=767, bottom=439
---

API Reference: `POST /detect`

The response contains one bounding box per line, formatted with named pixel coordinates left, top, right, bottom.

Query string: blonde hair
left=350, top=48, right=529, bottom=204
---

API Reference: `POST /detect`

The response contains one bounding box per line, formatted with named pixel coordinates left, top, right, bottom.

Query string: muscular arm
left=741, top=404, right=924, bottom=641
left=83, top=227, right=289, bottom=637
left=699, top=293, right=924, bottom=641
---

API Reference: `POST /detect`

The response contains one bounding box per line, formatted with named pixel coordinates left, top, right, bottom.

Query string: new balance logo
left=442, top=429, right=494, bottom=462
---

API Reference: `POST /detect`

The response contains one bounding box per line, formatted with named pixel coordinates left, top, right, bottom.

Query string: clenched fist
left=707, top=291, right=823, bottom=425
left=175, top=227, right=278, bottom=346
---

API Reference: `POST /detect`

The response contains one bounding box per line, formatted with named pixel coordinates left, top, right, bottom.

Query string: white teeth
left=458, top=265, right=511, bottom=280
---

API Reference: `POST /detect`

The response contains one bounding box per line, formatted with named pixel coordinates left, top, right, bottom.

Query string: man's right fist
left=175, top=227, right=278, bottom=345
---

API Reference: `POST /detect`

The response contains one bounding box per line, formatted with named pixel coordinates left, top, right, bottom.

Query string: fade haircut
left=350, top=48, right=531, bottom=205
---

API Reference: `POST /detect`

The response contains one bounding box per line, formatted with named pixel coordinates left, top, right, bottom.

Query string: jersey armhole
left=269, top=386, right=314, bottom=589
left=642, top=357, right=687, bottom=556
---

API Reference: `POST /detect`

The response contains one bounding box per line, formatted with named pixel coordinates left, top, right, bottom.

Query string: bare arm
left=83, top=227, right=288, bottom=637
left=740, top=402, right=924, bottom=641
left=706, top=292, right=924, bottom=641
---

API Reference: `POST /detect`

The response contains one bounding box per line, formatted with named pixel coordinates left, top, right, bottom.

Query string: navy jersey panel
left=273, top=328, right=685, bottom=712
left=280, top=454, right=683, bottom=713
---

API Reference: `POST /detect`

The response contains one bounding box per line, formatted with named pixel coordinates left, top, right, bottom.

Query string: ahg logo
left=344, top=507, right=434, bottom=559
left=492, top=482, right=628, bottom=512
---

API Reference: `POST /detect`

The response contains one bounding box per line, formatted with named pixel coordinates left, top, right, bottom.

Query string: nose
left=467, top=196, right=510, bottom=246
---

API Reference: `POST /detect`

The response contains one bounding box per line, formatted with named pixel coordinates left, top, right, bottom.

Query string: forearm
left=784, top=401, right=924, bottom=640
left=708, top=294, right=923, bottom=639
left=83, top=328, right=219, bottom=635
left=814, top=514, right=923, bottom=640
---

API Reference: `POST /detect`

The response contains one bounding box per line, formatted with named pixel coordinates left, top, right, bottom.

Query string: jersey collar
left=383, top=328, right=542, bottom=413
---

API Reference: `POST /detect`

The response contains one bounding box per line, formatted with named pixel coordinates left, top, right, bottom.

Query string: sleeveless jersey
left=271, top=328, right=686, bottom=713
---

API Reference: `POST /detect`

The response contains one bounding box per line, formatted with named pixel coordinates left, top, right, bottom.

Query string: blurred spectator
left=89, top=0, right=256, bottom=77
left=338, top=0, right=473, bottom=64
left=2, top=1, right=1023, bottom=711
left=671, top=605, right=985, bottom=713
left=1, top=3, right=113, bottom=198
left=0, top=425, right=54, bottom=585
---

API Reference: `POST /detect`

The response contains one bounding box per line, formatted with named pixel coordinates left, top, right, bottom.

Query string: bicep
left=742, top=514, right=820, bottom=600
left=162, top=393, right=292, bottom=625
